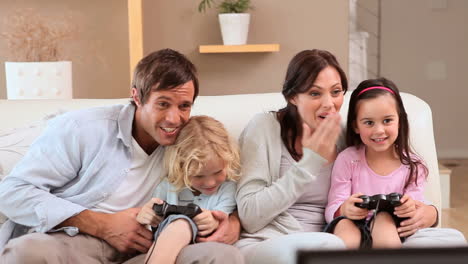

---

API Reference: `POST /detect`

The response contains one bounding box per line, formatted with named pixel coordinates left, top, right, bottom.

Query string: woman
left=235, top=49, right=465, bottom=264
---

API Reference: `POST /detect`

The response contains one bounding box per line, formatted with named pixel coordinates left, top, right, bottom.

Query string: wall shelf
left=199, top=44, right=280, bottom=53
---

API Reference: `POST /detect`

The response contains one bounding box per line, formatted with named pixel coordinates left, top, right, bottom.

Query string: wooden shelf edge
left=199, top=44, right=280, bottom=53
left=438, top=162, right=452, bottom=175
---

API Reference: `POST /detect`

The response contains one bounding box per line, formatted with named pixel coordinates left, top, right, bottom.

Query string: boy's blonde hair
left=163, top=115, right=241, bottom=191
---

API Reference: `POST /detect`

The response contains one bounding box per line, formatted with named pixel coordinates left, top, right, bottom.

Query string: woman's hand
left=302, top=113, right=341, bottom=163
left=340, top=193, right=368, bottom=220
left=135, top=197, right=164, bottom=227
left=394, top=194, right=416, bottom=218
left=196, top=211, right=240, bottom=244
left=397, top=200, right=438, bottom=237
left=193, top=209, right=220, bottom=237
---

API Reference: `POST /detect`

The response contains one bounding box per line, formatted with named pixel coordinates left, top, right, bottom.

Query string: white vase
left=218, top=13, right=250, bottom=45
left=5, top=61, right=73, bottom=99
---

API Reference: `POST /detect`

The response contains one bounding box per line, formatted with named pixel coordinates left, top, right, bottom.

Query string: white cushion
left=0, top=111, right=65, bottom=180
left=0, top=124, right=44, bottom=180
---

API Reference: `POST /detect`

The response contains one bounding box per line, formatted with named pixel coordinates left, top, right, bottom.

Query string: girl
left=325, top=77, right=428, bottom=249
left=136, top=115, right=241, bottom=264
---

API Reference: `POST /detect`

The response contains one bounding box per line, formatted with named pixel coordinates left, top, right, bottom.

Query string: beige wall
left=380, top=0, right=468, bottom=158
left=0, top=0, right=130, bottom=99
left=142, top=0, right=349, bottom=95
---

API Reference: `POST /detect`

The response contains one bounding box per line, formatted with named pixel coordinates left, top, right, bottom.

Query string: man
left=0, top=49, right=244, bottom=263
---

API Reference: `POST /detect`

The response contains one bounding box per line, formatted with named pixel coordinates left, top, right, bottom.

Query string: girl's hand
left=340, top=193, right=368, bottom=220
left=394, top=194, right=416, bottom=218
left=193, top=209, right=220, bottom=237
left=136, top=197, right=164, bottom=227
left=302, top=113, right=341, bottom=163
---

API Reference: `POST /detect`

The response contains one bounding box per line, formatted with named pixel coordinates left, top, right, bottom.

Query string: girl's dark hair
left=346, top=77, right=428, bottom=187
left=277, top=49, right=348, bottom=160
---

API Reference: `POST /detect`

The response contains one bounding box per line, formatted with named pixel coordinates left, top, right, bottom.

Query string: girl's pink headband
left=358, top=86, right=395, bottom=96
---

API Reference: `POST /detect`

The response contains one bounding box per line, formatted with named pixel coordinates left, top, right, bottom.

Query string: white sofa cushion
left=0, top=123, right=44, bottom=180
left=0, top=111, right=66, bottom=180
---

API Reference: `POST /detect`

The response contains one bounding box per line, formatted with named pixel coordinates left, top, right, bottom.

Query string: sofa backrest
left=0, top=92, right=442, bottom=223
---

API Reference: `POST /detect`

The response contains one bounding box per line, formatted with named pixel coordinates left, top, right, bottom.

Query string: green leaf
left=199, top=0, right=252, bottom=14
left=198, top=0, right=215, bottom=13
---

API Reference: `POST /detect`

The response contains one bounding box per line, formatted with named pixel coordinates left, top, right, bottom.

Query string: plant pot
left=218, top=13, right=250, bottom=45
left=5, top=61, right=73, bottom=99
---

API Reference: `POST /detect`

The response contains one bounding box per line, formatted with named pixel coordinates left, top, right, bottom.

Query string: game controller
left=153, top=201, right=203, bottom=219
left=354, top=192, right=403, bottom=212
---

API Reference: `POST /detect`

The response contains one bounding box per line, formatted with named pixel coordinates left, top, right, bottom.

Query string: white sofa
left=0, top=92, right=442, bottom=227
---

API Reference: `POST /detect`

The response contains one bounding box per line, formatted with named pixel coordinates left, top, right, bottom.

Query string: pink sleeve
left=403, top=163, right=427, bottom=202
left=325, top=151, right=353, bottom=223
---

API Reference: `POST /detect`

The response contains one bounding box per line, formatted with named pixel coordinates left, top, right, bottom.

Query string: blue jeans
left=154, top=214, right=198, bottom=243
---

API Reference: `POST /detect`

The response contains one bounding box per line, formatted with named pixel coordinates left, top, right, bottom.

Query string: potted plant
left=1, top=8, right=78, bottom=99
left=198, top=0, right=252, bottom=45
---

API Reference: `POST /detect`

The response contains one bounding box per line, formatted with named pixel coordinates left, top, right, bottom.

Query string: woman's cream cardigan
left=235, top=112, right=335, bottom=250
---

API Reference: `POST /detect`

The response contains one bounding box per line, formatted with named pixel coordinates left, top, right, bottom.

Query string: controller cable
left=144, top=224, right=158, bottom=264
left=369, top=199, right=381, bottom=234
left=144, top=205, right=167, bottom=264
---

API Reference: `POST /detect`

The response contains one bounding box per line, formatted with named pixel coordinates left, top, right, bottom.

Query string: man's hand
left=397, top=200, right=438, bottom=237
left=193, top=209, right=220, bottom=237
left=301, top=113, right=341, bottom=163
left=58, top=209, right=153, bottom=254
left=196, top=211, right=241, bottom=245
left=136, top=197, right=164, bottom=227
left=98, top=208, right=154, bottom=254
left=339, top=193, right=368, bottom=220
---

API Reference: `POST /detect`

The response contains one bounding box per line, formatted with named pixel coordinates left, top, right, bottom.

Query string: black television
left=297, top=247, right=468, bottom=264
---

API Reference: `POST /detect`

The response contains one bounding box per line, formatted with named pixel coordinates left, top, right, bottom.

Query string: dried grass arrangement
left=1, top=8, right=80, bottom=62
